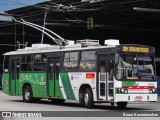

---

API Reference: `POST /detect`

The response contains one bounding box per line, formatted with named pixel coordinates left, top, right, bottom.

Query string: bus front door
left=98, top=54, right=114, bottom=101
left=9, top=59, right=20, bottom=95
left=47, top=57, right=61, bottom=98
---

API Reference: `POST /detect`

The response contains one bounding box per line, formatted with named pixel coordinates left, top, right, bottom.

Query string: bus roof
left=3, top=43, right=116, bottom=56
left=3, top=40, right=155, bottom=56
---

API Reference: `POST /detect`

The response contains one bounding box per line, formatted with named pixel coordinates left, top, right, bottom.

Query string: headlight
left=116, top=88, right=128, bottom=94
left=125, top=90, right=127, bottom=93
left=150, top=88, right=156, bottom=93
left=121, top=89, right=124, bottom=92
left=152, top=89, right=155, bottom=92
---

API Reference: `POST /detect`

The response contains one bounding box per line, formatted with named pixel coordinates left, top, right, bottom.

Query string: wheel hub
left=84, top=93, right=89, bottom=105
left=25, top=90, right=30, bottom=100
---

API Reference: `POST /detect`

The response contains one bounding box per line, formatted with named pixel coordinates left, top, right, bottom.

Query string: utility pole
left=41, top=6, right=50, bottom=44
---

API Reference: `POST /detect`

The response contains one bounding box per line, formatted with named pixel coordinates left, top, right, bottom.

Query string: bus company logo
left=40, top=76, right=44, bottom=82
left=71, top=76, right=74, bottom=80
left=70, top=76, right=79, bottom=80
left=86, top=73, right=95, bottom=79
left=5, top=80, right=8, bottom=85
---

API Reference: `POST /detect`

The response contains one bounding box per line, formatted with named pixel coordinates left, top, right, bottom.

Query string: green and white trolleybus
left=2, top=39, right=157, bottom=108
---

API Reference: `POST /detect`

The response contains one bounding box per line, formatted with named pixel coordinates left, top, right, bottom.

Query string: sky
left=0, top=0, right=49, bottom=11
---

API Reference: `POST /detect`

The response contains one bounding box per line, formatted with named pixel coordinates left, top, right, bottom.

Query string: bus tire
left=84, top=88, right=94, bottom=109
left=23, top=86, right=34, bottom=103
left=117, top=102, right=127, bottom=109
left=79, top=90, right=84, bottom=105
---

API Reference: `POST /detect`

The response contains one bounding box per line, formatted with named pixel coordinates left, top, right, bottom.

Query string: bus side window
left=21, top=55, right=33, bottom=72
left=33, top=54, right=46, bottom=71
left=100, top=59, right=105, bottom=72
left=79, top=51, right=96, bottom=71
left=11, top=62, right=15, bottom=80
left=4, top=56, right=9, bottom=72
left=63, top=52, right=78, bottom=71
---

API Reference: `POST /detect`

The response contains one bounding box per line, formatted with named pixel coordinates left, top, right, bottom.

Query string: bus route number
left=122, top=46, right=149, bottom=53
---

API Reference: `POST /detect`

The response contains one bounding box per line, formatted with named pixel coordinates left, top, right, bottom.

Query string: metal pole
left=23, top=24, right=25, bottom=48
left=15, top=21, right=17, bottom=50
left=41, top=8, right=48, bottom=44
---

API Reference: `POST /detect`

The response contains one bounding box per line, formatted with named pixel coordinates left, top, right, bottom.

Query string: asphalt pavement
left=0, top=90, right=160, bottom=111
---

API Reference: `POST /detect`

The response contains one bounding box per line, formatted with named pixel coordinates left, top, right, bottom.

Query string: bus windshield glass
left=116, top=54, right=155, bottom=80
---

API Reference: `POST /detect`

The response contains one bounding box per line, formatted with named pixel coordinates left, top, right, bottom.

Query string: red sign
left=86, top=73, right=95, bottom=79
left=135, top=96, right=143, bottom=101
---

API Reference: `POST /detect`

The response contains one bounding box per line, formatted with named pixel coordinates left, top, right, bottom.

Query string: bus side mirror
left=115, top=54, right=119, bottom=64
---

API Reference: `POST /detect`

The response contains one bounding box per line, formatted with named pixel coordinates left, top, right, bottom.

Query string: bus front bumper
left=115, top=94, right=157, bottom=102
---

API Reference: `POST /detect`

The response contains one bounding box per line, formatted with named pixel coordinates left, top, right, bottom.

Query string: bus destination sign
left=122, top=46, right=149, bottom=53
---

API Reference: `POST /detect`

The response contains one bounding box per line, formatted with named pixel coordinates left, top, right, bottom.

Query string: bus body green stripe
left=60, top=72, right=76, bottom=100
left=122, top=81, right=136, bottom=86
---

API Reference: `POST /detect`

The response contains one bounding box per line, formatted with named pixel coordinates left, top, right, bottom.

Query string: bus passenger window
left=79, top=61, right=96, bottom=71
left=21, top=55, right=33, bottom=72
left=34, top=54, right=46, bottom=62
left=33, top=54, right=46, bottom=71
left=100, top=59, right=105, bottom=72
left=4, top=56, right=9, bottom=72
left=21, top=64, right=32, bottom=71
left=63, top=62, right=78, bottom=70
left=34, top=63, right=46, bottom=71
left=55, top=63, right=60, bottom=80
left=79, top=51, right=96, bottom=71
left=63, top=52, right=78, bottom=71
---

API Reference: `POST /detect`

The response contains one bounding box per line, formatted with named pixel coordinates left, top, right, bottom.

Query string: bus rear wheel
left=117, top=102, right=128, bottom=109
left=84, top=88, right=94, bottom=109
left=23, top=86, right=34, bottom=103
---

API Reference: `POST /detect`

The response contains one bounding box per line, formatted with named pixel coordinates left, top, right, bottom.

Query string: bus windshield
left=116, top=54, right=155, bottom=80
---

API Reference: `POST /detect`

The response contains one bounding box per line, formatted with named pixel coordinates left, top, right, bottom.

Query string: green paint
left=3, top=72, right=64, bottom=99
left=49, top=80, right=54, bottom=97
left=19, top=73, right=47, bottom=98
left=122, top=81, right=136, bottom=86
left=11, top=80, right=15, bottom=94
left=16, top=78, right=19, bottom=95
left=60, top=72, right=76, bottom=100
left=2, top=73, right=9, bottom=94
left=55, top=80, right=64, bottom=99
left=48, top=74, right=64, bottom=99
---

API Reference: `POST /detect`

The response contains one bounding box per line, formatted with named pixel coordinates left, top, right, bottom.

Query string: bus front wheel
left=23, top=86, right=34, bottom=103
left=117, top=102, right=127, bottom=109
left=84, top=88, right=94, bottom=109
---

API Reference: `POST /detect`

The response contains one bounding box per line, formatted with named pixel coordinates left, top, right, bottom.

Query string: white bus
left=2, top=39, right=157, bottom=109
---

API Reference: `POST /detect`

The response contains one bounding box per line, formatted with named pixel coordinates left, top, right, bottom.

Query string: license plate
left=135, top=96, right=143, bottom=101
